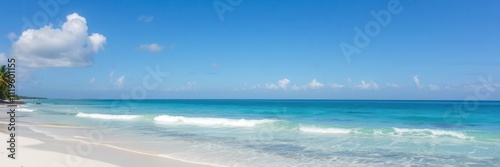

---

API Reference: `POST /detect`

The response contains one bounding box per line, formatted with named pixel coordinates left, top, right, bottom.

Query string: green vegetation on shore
left=0, top=64, right=47, bottom=101
left=0, top=65, right=47, bottom=100
left=0, top=65, right=13, bottom=100
left=17, top=95, right=47, bottom=99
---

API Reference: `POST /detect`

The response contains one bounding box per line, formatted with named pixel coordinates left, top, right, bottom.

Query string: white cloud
left=331, top=83, right=345, bottom=89
left=413, top=75, right=424, bottom=89
left=291, top=85, right=300, bottom=91
left=87, top=33, right=106, bottom=52
left=249, top=84, right=261, bottom=90
left=264, top=84, right=276, bottom=89
left=182, top=82, right=196, bottom=90
left=355, top=80, right=379, bottom=90
left=386, top=83, right=401, bottom=88
left=89, top=78, right=96, bottom=85
left=6, top=32, right=17, bottom=41
left=265, top=78, right=290, bottom=90
left=109, top=71, right=124, bottom=88
left=429, top=84, right=440, bottom=91
left=138, top=15, right=154, bottom=23
left=306, top=79, right=324, bottom=89
left=113, top=75, right=125, bottom=89
left=413, top=75, right=441, bottom=91
left=163, top=82, right=198, bottom=92
left=140, top=43, right=164, bottom=52
left=279, top=78, right=291, bottom=88
left=12, top=13, right=106, bottom=68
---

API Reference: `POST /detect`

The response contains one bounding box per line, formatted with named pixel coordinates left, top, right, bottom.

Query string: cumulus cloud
left=140, top=43, right=164, bottom=52
left=265, top=78, right=290, bottom=90
left=138, top=15, right=154, bottom=23
left=113, top=75, right=125, bottom=89
left=249, top=84, right=261, bottom=90
left=109, top=71, right=124, bottom=88
left=429, top=84, right=440, bottom=91
left=331, top=83, right=345, bottom=89
left=291, top=85, right=300, bottom=91
left=413, top=75, right=441, bottom=91
left=181, top=82, right=196, bottom=90
left=413, top=75, right=424, bottom=89
left=307, top=79, right=324, bottom=89
left=386, top=83, right=401, bottom=88
left=163, top=82, right=198, bottom=92
left=278, top=78, right=291, bottom=88
left=12, top=13, right=106, bottom=68
left=355, top=80, right=379, bottom=90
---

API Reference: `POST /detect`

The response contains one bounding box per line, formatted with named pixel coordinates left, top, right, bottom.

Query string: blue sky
left=1, top=0, right=499, bottom=99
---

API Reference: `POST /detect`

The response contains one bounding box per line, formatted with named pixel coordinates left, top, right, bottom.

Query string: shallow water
left=15, top=99, right=500, bottom=166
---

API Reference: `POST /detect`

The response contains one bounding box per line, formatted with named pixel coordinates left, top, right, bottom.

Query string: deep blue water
left=16, top=99, right=500, bottom=166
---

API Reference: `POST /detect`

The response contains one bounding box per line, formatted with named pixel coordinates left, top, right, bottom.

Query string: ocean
left=15, top=99, right=500, bottom=166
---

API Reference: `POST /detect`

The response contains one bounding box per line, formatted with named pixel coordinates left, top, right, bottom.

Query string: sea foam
left=299, top=126, right=353, bottom=134
left=16, top=108, right=35, bottom=112
left=153, top=115, right=275, bottom=127
left=76, top=112, right=141, bottom=120
left=393, top=128, right=471, bottom=139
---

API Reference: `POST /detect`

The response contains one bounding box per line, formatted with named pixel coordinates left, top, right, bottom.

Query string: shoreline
left=0, top=120, right=214, bottom=167
left=4, top=99, right=500, bottom=166
left=0, top=131, right=120, bottom=167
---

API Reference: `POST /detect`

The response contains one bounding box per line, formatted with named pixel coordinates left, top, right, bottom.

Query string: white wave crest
left=76, top=112, right=141, bottom=120
left=299, top=126, right=352, bottom=134
left=393, top=128, right=471, bottom=139
left=153, top=115, right=275, bottom=127
left=16, top=108, right=35, bottom=112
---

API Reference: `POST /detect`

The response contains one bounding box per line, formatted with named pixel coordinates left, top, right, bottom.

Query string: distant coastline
left=16, top=95, right=47, bottom=100
left=23, top=98, right=500, bottom=102
left=1, top=95, right=46, bottom=105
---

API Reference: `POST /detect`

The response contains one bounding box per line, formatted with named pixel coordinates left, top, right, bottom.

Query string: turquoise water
left=17, top=100, right=500, bottom=166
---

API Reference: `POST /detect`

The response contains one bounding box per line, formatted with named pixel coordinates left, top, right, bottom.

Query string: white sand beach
left=0, top=109, right=213, bottom=167
left=0, top=132, right=120, bottom=167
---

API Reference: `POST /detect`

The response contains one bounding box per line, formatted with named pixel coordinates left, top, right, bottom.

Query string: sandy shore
left=0, top=125, right=213, bottom=167
left=0, top=107, right=214, bottom=167
left=0, top=132, right=121, bottom=167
